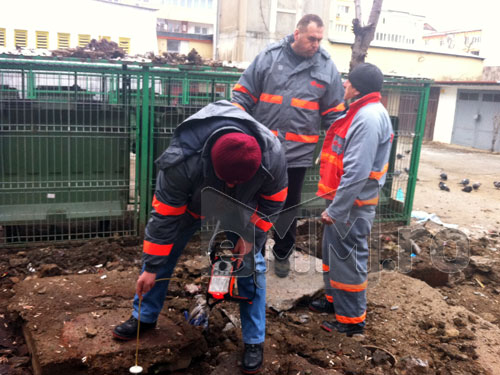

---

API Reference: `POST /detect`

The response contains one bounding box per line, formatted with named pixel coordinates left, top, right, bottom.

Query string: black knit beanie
left=348, top=63, right=384, bottom=97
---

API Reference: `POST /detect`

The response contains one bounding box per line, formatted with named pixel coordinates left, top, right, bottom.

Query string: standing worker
left=232, top=14, right=345, bottom=277
left=112, top=101, right=288, bottom=374
left=310, top=63, right=393, bottom=336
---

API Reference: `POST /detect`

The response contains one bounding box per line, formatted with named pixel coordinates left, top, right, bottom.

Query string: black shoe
left=112, top=316, right=156, bottom=341
left=242, top=343, right=263, bottom=374
left=274, top=258, right=290, bottom=278
left=320, top=320, right=364, bottom=337
left=309, top=298, right=335, bottom=314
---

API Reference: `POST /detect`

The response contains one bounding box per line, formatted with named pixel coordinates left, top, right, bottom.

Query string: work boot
left=242, top=343, right=263, bottom=374
left=112, top=316, right=156, bottom=341
left=274, top=258, right=290, bottom=278
left=320, top=320, right=364, bottom=337
left=309, top=298, right=335, bottom=314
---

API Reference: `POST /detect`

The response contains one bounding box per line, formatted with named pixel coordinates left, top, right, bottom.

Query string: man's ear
left=293, top=29, right=300, bottom=41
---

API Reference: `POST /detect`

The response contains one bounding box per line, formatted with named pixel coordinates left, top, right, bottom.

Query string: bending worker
left=112, top=100, right=288, bottom=374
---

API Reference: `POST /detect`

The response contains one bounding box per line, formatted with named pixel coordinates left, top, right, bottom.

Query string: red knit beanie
left=211, top=133, right=262, bottom=184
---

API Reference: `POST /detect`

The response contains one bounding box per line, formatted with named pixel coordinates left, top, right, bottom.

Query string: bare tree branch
left=349, top=0, right=384, bottom=72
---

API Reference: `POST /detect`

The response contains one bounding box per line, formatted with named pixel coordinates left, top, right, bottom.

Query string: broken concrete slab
left=9, top=270, right=207, bottom=375
left=266, top=250, right=324, bottom=312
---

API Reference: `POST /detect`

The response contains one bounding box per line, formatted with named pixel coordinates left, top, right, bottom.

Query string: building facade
left=423, top=29, right=482, bottom=56
left=155, top=0, right=216, bottom=58
left=0, top=0, right=158, bottom=55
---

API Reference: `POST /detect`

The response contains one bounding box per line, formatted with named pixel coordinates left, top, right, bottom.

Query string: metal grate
left=0, top=55, right=430, bottom=244
left=0, top=61, right=140, bottom=243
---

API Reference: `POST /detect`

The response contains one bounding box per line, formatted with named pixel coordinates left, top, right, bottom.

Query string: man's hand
left=233, top=238, right=254, bottom=268
left=136, top=271, right=156, bottom=298
left=321, top=210, right=335, bottom=225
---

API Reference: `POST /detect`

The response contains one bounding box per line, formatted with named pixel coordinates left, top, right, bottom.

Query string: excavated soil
left=1, top=142, right=500, bottom=374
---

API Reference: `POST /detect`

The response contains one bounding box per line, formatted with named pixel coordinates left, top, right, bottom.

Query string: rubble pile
left=51, top=38, right=126, bottom=59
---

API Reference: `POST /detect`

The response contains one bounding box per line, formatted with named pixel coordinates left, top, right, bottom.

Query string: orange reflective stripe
left=321, top=102, right=346, bottom=116
left=285, top=132, right=319, bottom=143
left=330, top=279, right=367, bottom=292
left=320, top=152, right=343, bottom=169
left=260, top=187, right=288, bottom=202
left=260, top=93, right=283, bottom=104
left=354, top=197, right=379, bottom=206
left=250, top=212, right=273, bottom=232
left=152, top=195, right=187, bottom=216
left=291, top=97, right=319, bottom=110
left=369, top=163, right=389, bottom=180
left=336, top=311, right=366, bottom=324
left=186, top=209, right=205, bottom=220
left=317, top=182, right=335, bottom=195
left=322, top=263, right=330, bottom=272
left=231, top=102, right=246, bottom=111
left=233, top=83, right=258, bottom=103
left=270, top=130, right=278, bottom=136
left=325, top=295, right=334, bottom=303
left=143, top=240, right=173, bottom=256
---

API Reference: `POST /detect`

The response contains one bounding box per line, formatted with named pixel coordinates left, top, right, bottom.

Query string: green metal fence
left=0, top=55, right=430, bottom=244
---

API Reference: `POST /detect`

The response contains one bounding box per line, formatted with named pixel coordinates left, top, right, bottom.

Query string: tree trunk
left=349, top=0, right=384, bottom=72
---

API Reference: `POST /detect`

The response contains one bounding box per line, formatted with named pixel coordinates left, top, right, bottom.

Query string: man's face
left=291, top=22, right=324, bottom=58
left=343, top=79, right=360, bottom=101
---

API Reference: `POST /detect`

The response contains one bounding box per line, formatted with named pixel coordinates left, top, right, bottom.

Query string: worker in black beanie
left=309, top=62, right=394, bottom=337
left=347, top=63, right=384, bottom=99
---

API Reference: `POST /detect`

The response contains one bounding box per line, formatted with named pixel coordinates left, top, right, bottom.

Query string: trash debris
left=411, top=211, right=458, bottom=229
left=184, top=283, right=201, bottom=294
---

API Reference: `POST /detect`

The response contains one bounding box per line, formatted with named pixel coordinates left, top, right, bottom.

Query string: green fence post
left=139, top=66, right=151, bottom=232
left=404, top=82, right=432, bottom=224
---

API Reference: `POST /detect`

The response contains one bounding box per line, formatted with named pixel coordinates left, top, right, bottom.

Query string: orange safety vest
left=317, top=93, right=387, bottom=203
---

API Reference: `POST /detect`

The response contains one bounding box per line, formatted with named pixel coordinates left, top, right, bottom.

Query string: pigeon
left=494, top=181, right=500, bottom=189
left=472, top=182, right=481, bottom=190
left=396, top=153, right=404, bottom=159
left=405, top=150, right=411, bottom=154
left=462, top=185, right=473, bottom=193
left=439, top=181, right=450, bottom=191
left=393, top=170, right=402, bottom=177
left=440, top=172, right=448, bottom=181
left=404, top=167, right=410, bottom=174
left=459, top=178, right=470, bottom=186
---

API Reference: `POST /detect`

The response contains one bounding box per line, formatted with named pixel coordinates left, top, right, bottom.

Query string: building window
left=78, top=34, right=91, bottom=47
left=58, top=33, right=70, bottom=48
left=36, top=31, right=49, bottom=49
left=194, top=26, right=208, bottom=34
left=14, top=29, right=28, bottom=48
left=459, top=92, right=479, bottom=101
left=100, top=35, right=111, bottom=41
left=337, top=5, right=349, bottom=13
left=167, top=39, right=180, bottom=52
left=0, top=28, right=5, bottom=47
left=119, top=37, right=130, bottom=53
left=483, top=93, right=500, bottom=102
left=207, top=0, right=212, bottom=8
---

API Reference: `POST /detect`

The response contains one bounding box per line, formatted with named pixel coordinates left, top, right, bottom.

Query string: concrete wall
left=433, top=86, right=458, bottom=144
left=323, top=42, right=484, bottom=80
left=0, top=0, right=158, bottom=55
left=189, top=40, right=213, bottom=57
left=218, top=0, right=327, bottom=63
